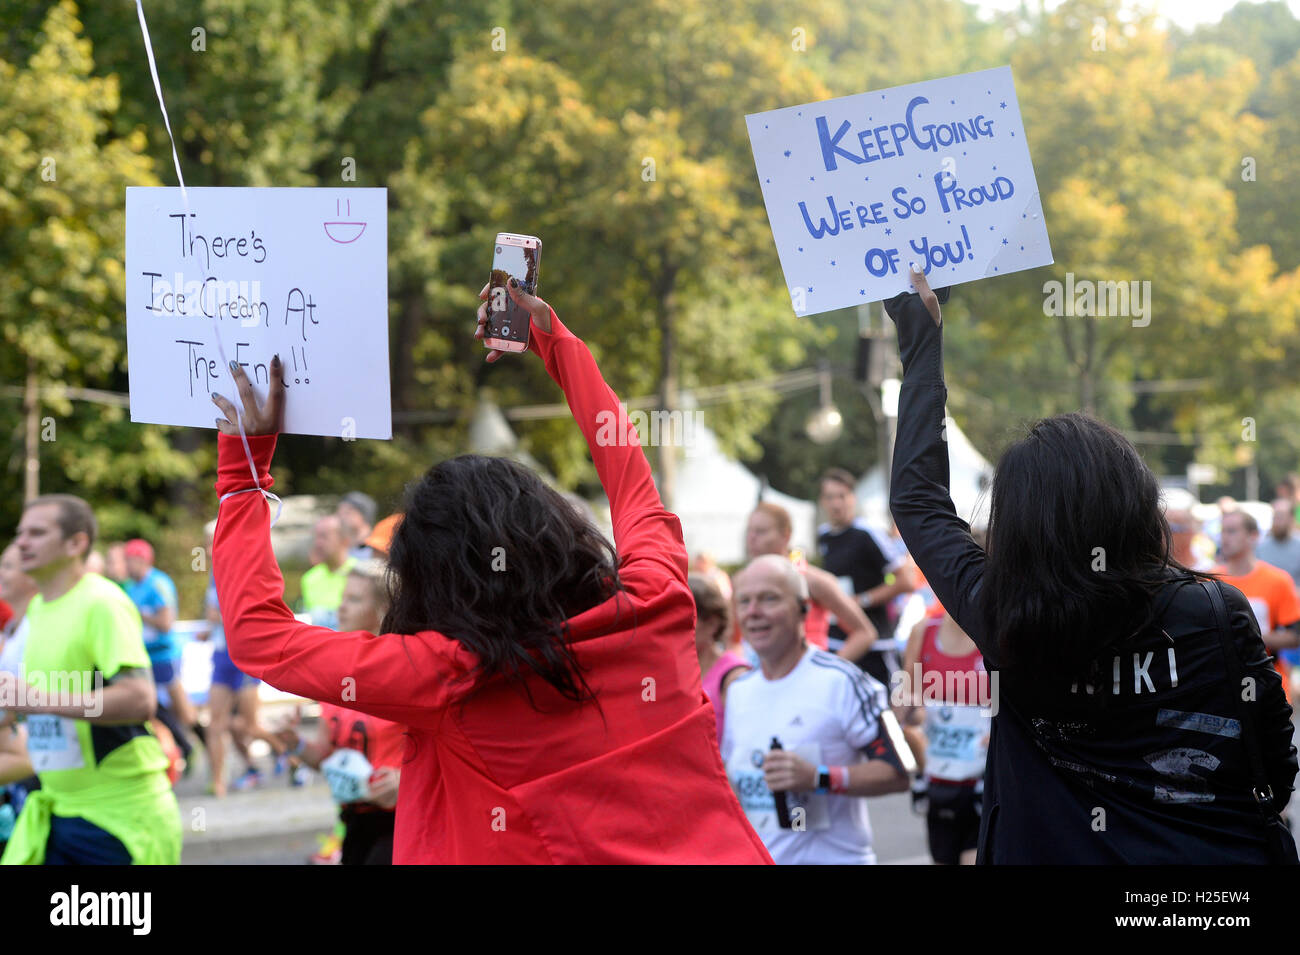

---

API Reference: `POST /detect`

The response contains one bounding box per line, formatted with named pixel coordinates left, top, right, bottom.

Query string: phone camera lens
left=496, top=246, right=502, bottom=254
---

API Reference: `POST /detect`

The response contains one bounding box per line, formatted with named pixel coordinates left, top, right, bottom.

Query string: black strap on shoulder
left=1200, top=578, right=1272, bottom=804
left=1199, top=577, right=1294, bottom=863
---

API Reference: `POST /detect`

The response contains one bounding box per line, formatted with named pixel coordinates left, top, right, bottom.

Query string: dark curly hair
left=381, top=454, right=622, bottom=706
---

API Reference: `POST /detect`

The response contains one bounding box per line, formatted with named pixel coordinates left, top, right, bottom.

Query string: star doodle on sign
left=784, top=150, right=791, bottom=157
left=1002, top=238, right=1008, bottom=245
left=1000, top=101, right=1007, bottom=109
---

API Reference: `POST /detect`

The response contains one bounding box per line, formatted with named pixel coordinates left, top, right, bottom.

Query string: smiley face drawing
left=324, top=198, right=367, bottom=244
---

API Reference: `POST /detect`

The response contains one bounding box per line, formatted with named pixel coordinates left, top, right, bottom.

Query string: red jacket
left=213, top=309, right=772, bottom=865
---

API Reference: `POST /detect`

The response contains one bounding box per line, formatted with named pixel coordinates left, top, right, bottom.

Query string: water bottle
left=769, top=736, right=793, bottom=829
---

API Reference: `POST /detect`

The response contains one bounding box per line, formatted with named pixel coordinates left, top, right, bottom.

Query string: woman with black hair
left=210, top=279, right=771, bottom=864
left=885, top=266, right=1298, bottom=864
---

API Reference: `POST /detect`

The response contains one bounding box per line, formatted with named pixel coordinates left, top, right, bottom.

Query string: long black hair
left=381, top=454, right=621, bottom=705
left=981, top=412, right=1216, bottom=677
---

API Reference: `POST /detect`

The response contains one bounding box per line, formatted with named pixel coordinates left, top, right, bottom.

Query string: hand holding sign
left=907, top=264, right=943, bottom=327
left=213, top=355, right=285, bottom=436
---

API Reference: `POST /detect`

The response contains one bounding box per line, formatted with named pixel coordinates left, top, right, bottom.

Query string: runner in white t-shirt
left=723, top=554, right=914, bottom=864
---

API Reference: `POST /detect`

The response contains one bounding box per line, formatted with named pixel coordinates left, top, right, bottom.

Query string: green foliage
left=4, top=0, right=1300, bottom=572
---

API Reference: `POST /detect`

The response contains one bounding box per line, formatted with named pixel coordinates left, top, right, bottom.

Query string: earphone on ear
left=799, top=599, right=810, bottom=617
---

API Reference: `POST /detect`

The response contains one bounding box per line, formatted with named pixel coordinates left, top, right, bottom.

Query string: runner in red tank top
left=899, top=600, right=991, bottom=865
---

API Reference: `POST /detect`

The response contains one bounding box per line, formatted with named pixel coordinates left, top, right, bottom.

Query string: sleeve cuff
left=527, top=307, right=577, bottom=361
left=216, top=432, right=278, bottom=497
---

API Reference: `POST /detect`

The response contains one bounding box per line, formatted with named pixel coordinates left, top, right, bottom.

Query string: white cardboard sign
left=746, top=66, right=1053, bottom=316
left=125, top=187, right=390, bottom=439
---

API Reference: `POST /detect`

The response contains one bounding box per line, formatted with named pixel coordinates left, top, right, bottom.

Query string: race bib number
left=924, top=705, right=989, bottom=782
left=321, top=747, right=372, bottom=804
left=25, top=714, right=86, bottom=772
left=728, top=743, right=830, bottom=832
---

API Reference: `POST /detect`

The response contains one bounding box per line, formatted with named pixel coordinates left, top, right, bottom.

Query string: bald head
left=735, top=554, right=809, bottom=603
left=734, top=555, right=808, bottom=666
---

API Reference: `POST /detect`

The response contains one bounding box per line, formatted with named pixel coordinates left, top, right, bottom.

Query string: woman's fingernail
left=229, top=360, right=239, bottom=372
left=509, top=277, right=518, bottom=288
left=215, top=418, right=224, bottom=428
left=272, top=354, right=280, bottom=369
left=211, top=393, right=219, bottom=404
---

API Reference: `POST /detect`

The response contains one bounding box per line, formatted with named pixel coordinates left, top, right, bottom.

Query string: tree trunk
left=24, top=357, right=38, bottom=502
left=655, top=264, right=681, bottom=511
left=1080, top=316, right=1097, bottom=415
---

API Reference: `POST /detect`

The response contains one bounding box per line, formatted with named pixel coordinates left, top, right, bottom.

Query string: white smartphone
left=484, top=233, right=542, bottom=353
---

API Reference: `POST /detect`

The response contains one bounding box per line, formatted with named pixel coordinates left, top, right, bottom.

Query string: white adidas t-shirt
left=722, top=644, right=904, bottom=865
left=0, top=617, right=27, bottom=677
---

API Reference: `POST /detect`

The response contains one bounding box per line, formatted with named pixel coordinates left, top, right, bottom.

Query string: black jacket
left=884, top=288, right=1299, bottom=864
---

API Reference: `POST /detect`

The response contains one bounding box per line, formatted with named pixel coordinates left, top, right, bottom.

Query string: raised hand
left=474, top=279, right=554, bottom=362
left=212, top=355, right=285, bottom=436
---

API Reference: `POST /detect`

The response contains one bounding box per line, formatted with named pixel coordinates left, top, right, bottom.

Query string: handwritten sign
left=125, top=187, right=390, bottom=439
left=746, top=66, right=1052, bottom=316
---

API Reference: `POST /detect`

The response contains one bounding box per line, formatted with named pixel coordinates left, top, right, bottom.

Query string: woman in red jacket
left=211, top=279, right=771, bottom=865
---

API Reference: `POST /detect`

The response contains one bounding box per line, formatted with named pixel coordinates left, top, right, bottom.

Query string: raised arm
left=477, top=282, right=688, bottom=595
left=884, top=269, right=990, bottom=656
left=211, top=360, right=463, bottom=729
left=805, top=565, right=877, bottom=659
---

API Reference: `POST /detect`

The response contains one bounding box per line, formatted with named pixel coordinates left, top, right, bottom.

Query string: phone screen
left=486, top=234, right=541, bottom=352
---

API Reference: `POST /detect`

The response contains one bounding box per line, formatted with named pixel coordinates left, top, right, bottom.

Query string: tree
left=0, top=1, right=192, bottom=543
left=941, top=0, right=1300, bottom=488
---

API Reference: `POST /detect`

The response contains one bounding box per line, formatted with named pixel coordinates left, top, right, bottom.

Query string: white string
left=135, top=0, right=281, bottom=526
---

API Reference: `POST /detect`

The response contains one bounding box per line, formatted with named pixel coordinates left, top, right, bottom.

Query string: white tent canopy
left=855, top=416, right=993, bottom=531
left=672, top=421, right=817, bottom=566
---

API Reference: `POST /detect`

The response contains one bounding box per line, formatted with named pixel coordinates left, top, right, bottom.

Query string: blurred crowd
left=3, top=471, right=1298, bottom=865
